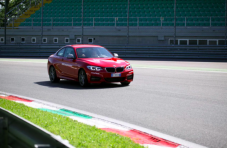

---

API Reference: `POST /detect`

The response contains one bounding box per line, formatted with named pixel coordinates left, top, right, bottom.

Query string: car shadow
left=34, top=80, right=127, bottom=89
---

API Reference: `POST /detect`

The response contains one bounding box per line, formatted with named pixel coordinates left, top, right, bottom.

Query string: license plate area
left=111, top=73, right=121, bottom=77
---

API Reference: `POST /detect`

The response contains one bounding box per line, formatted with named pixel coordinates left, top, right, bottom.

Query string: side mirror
left=114, top=53, right=118, bottom=58
left=67, top=54, right=75, bottom=59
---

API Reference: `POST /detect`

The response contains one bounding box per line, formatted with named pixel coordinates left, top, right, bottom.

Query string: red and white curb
left=0, top=92, right=207, bottom=148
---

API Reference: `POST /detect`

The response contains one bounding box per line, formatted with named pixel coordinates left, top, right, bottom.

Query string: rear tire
left=49, top=66, right=60, bottom=83
left=121, top=81, right=130, bottom=86
left=79, top=69, right=88, bottom=87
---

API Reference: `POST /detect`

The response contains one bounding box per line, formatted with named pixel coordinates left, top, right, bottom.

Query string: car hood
left=78, top=58, right=130, bottom=67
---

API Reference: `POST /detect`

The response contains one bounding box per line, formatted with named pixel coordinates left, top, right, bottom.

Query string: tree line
left=0, top=0, right=40, bottom=27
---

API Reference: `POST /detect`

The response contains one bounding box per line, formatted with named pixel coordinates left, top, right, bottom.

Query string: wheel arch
left=78, top=67, right=85, bottom=75
left=49, top=65, right=60, bottom=79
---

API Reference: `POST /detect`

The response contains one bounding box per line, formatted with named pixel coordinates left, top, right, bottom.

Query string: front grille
left=116, top=67, right=124, bottom=72
left=127, top=74, right=133, bottom=80
left=105, top=77, right=125, bottom=82
left=106, top=67, right=115, bottom=72
left=106, top=67, right=124, bottom=73
left=90, top=76, right=101, bottom=81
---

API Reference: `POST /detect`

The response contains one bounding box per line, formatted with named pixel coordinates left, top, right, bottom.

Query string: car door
left=55, top=48, right=65, bottom=76
left=62, top=47, right=78, bottom=79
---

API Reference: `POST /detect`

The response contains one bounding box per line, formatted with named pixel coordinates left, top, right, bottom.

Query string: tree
left=0, top=0, right=39, bottom=27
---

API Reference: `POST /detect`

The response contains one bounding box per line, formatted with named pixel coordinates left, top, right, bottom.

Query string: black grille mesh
left=116, top=67, right=124, bottom=72
left=106, top=67, right=124, bottom=72
left=106, top=68, right=115, bottom=72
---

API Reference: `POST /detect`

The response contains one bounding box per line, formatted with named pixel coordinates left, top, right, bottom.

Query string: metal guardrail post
left=72, top=17, right=73, bottom=28
left=137, top=17, right=139, bottom=29
left=115, top=17, right=116, bottom=28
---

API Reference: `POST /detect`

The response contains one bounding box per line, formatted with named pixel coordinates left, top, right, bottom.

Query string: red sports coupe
left=47, top=44, right=134, bottom=87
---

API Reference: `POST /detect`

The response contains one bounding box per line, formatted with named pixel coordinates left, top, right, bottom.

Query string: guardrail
left=0, top=16, right=225, bottom=29
left=0, top=45, right=227, bottom=59
left=0, top=107, right=74, bottom=148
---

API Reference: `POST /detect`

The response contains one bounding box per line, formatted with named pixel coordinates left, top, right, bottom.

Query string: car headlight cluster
left=87, top=66, right=103, bottom=71
left=126, top=65, right=132, bottom=70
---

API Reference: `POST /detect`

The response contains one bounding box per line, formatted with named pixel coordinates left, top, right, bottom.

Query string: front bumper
left=86, top=69, right=134, bottom=83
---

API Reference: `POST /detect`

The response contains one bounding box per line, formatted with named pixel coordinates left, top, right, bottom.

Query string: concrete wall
left=0, top=26, right=226, bottom=45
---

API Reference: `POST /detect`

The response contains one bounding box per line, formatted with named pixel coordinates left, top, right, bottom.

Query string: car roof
left=69, top=44, right=103, bottom=49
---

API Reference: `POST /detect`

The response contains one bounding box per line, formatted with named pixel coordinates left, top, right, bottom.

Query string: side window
left=64, top=47, right=75, bottom=58
left=57, top=48, right=65, bottom=57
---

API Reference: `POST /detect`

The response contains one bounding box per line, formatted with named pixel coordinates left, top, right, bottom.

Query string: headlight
left=87, top=66, right=103, bottom=71
left=126, top=65, right=132, bottom=70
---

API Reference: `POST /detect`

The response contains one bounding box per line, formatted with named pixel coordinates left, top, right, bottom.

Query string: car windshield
left=76, top=47, right=113, bottom=58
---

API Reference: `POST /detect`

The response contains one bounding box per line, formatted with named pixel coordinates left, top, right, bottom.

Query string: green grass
left=0, top=98, right=144, bottom=148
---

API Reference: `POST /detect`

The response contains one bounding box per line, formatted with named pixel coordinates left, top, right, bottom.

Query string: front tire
left=49, top=66, right=60, bottom=83
left=79, top=69, right=88, bottom=87
left=121, top=81, right=130, bottom=86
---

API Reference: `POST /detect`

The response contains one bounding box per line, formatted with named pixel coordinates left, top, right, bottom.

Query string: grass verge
left=0, top=98, right=143, bottom=148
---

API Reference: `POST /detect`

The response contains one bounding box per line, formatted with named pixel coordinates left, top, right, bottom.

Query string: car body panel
left=48, top=44, right=134, bottom=84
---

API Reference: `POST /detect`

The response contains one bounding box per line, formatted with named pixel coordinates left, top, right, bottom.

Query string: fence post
left=12, top=18, right=14, bottom=29
left=93, top=17, right=95, bottom=28
left=161, top=17, right=163, bottom=28
left=127, top=0, right=130, bottom=45
left=41, top=0, right=43, bottom=44
left=174, top=0, right=176, bottom=45
left=115, top=17, right=116, bottom=28
left=4, top=0, right=9, bottom=45
left=81, top=0, right=84, bottom=44
left=51, top=17, right=53, bottom=29
left=32, top=18, right=33, bottom=29
left=72, top=17, right=73, bottom=28
left=137, top=17, right=139, bottom=29
left=225, top=0, right=227, bottom=45
left=185, top=17, right=186, bottom=27
left=210, top=17, right=211, bottom=27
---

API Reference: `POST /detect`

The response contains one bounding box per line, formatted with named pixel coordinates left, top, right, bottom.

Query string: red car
left=47, top=44, right=134, bottom=87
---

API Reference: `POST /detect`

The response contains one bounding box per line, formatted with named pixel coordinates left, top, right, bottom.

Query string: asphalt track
left=0, top=58, right=227, bottom=148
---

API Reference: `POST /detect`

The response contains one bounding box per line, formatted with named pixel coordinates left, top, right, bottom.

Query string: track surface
left=0, top=58, right=227, bottom=148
